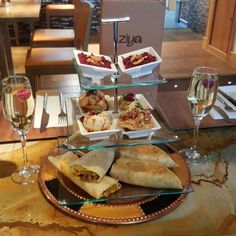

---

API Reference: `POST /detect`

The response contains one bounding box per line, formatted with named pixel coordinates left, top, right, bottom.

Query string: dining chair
left=25, top=0, right=93, bottom=96
left=46, top=2, right=75, bottom=28
left=31, top=0, right=79, bottom=48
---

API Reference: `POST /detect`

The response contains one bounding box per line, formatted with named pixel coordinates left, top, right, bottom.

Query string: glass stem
left=19, top=132, right=29, bottom=168
left=191, top=117, right=201, bottom=151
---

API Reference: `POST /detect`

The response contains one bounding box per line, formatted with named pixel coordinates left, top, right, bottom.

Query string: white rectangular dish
left=73, top=50, right=117, bottom=79
left=117, top=47, right=162, bottom=78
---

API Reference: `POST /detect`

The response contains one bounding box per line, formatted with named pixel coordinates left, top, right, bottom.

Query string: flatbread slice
left=110, top=157, right=182, bottom=189
left=70, top=148, right=115, bottom=182
left=119, top=145, right=178, bottom=168
left=48, top=152, right=121, bottom=199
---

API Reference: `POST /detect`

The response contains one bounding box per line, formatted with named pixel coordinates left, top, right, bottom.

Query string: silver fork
left=58, top=92, right=67, bottom=124
left=217, top=95, right=236, bottom=112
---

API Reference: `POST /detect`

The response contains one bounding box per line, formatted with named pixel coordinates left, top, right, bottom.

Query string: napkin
left=34, top=95, right=73, bottom=129
left=210, top=91, right=236, bottom=120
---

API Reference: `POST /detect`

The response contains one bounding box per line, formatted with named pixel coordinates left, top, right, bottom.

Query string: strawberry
left=202, top=78, right=215, bottom=89
left=16, top=89, right=31, bottom=101
left=80, top=116, right=85, bottom=122
left=124, top=92, right=135, bottom=102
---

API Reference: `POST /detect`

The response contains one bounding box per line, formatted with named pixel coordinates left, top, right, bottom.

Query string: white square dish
left=73, top=50, right=117, bottom=79
left=117, top=47, right=162, bottom=78
left=77, top=111, right=120, bottom=141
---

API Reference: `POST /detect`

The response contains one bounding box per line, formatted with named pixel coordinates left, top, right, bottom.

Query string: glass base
left=179, top=148, right=207, bottom=165
left=30, top=164, right=40, bottom=172
left=11, top=165, right=39, bottom=185
left=1, top=2, right=11, bottom=7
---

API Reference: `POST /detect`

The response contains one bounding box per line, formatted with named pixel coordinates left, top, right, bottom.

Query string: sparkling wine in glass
left=179, top=66, right=219, bottom=165
left=1, top=75, right=39, bottom=185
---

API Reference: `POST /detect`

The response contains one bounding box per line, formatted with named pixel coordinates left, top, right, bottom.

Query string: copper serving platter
left=38, top=145, right=191, bottom=225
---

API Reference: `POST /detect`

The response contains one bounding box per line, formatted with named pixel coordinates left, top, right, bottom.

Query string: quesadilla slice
left=70, top=148, right=115, bottom=182
left=48, top=152, right=121, bottom=199
left=119, top=144, right=178, bottom=168
left=110, top=157, right=182, bottom=189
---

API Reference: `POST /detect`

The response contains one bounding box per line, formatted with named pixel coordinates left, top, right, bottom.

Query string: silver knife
left=40, top=93, right=49, bottom=132
left=213, top=105, right=231, bottom=122
left=218, top=89, right=236, bottom=106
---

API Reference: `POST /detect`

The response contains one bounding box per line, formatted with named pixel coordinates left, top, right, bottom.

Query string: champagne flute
left=179, top=66, right=219, bottom=165
left=1, top=75, right=39, bottom=185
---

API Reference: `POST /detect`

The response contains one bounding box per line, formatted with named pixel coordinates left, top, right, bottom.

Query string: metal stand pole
left=101, top=17, right=130, bottom=113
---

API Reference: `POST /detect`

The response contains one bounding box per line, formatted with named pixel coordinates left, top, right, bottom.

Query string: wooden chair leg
left=26, top=73, right=37, bottom=97
left=46, top=14, right=51, bottom=28
left=29, top=22, right=35, bottom=44
left=12, top=23, right=20, bottom=46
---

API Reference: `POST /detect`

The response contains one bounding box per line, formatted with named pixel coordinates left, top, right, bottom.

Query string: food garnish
left=78, top=52, right=112, bottom=69
left=16, top=89, right=31, bottom=101
left=202, top=78, right=215, bottom=89
left=118, top=93, right=137, bottom=111
left=122, top=52, right=156, bottom=69
left=123, top=92, right=136, bottom=102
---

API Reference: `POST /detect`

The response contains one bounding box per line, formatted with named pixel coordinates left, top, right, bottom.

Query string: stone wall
left=180, top=0, right=210, bottom=35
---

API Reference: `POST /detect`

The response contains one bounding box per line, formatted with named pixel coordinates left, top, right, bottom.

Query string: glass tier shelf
left=73, top=58, right=167, bottom=91
left=63, top=97, right=180, bottom=151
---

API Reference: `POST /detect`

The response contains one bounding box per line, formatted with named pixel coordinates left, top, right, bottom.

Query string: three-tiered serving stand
left=38, top=18, right=192, bottom=225
left=66, top=17, right=179, bottom=151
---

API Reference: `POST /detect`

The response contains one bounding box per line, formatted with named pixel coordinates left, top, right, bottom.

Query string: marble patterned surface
left=0, top=131, right=236, bottom=235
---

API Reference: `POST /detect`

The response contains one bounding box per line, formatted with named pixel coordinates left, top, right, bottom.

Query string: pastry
left=78, top=90, right=109, bottom=112
left=110, top=157, right=182, bottom=189
left=118, top=107, right=154, bottom=130
left=119, top=144, right=178, bottom=168
left=81, top=111, right=111, bottom=132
